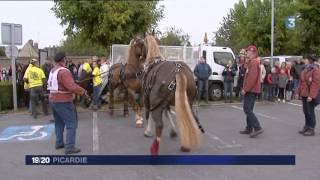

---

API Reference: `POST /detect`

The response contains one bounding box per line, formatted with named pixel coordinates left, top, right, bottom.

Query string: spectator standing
left=291, top=59, right=304, bottom=99
left=98, top=57, right=110, bottom=98
left=222, top=61, right=236, bottom=103
left=297, top=55, right=320, bottom=136
left=278, top=69, right=288, bottom=103
left=91, top=60, right=102, bottom=110
left=259, top=60, right=266, bottom=100
left=194, top=56, right=212, bottom=103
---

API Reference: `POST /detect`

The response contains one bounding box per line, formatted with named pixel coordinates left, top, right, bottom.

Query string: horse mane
left=145, top=35, right=163, bottom=63
left=127, top=39, right=141, bottom=66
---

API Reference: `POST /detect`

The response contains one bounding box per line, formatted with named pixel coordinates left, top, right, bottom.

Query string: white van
left=194, top=43, right=237, bottom=101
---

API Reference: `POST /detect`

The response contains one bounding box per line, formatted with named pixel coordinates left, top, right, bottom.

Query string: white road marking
left=231, top=105, right=300, bottom=127
left=206, top=131, right=242, bottom=149
left=92, top=112, right=100, bottom=152
left=231, top=105, right=277, bottom=120
left=287, top=102, right=302, bottom=107
left=288, top=102, right=320, bottom=111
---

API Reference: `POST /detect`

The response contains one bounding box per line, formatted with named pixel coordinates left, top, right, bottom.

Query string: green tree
left=52, top=1, right=164, bottom=48
left=296, top=0, right=320, bottom=54
left=159, top=27, right=191, bottom=46
left=215, top=0, right=314, bottom=56
left=57, top=35, right=107, bottom=56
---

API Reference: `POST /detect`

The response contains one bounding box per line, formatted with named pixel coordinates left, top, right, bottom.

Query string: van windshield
left=213, top=52, right=235, bottom=66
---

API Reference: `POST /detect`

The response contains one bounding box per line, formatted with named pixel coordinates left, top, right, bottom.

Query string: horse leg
left=150, top=108, right=164, bottom=155
left=128, top=89, right=143, bottom=127
left=134, top=105, right=143, bottom=128
left=123, top=90, right=129, bottom=117
left=164, top=109, right=177, bottom=138
left=144, top=112, right=153, bottom=137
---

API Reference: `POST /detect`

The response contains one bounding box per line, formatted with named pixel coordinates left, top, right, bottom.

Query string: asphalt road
left=0, top=100, right=319, bottom=180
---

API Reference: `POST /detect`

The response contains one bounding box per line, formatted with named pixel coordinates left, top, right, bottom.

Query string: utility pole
left=271, top=0, right=275, bottom=67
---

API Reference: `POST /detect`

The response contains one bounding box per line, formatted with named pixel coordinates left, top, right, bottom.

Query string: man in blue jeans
left=48, top=52, right=88, bottom=154
left=194, top=56, right=212, bottom=103
left=241, top=45, right=264, bottom=138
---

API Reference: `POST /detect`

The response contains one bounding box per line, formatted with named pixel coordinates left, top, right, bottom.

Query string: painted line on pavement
left=287, top=102, right=302, bottom=107
left=206, top=131, right=242, bottom=149
left=92, top=112, right=100, bottom=152
left=287, top=102, right=320, bottom=111
left=231, top=105, right=277, bottom=120
left=231, top=105, right=300, bottom=128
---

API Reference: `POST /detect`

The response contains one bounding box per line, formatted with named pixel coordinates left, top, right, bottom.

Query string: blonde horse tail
left=175, top=72, right=202, bottom=151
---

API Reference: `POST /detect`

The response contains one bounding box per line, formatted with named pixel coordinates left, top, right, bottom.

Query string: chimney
left=33, top=42, right=39, bottom=52
left=28, top=39, right=33, bottom=46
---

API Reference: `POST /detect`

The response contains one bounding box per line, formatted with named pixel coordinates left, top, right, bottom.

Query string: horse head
left=128, top=34, right=146, bottom=65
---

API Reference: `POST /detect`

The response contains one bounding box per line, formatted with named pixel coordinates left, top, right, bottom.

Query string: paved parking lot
left=0, top=100, right=319, bottom=180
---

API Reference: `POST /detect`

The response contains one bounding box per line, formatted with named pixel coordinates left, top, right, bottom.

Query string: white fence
left=111, top=44, right=200, bottom=70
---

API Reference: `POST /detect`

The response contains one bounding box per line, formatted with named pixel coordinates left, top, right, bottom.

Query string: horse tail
left=175, top=72, right=202, bottom=150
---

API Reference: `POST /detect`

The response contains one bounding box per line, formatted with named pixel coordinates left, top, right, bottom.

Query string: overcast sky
left=0, top=0, right=239, bottom=48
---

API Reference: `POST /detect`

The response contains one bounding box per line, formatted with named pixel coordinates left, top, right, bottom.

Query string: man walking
left=240, top=45, right=264, bottom=138
left=194, top=56, right=212, bottom=103
left=48, top=52, right=87, bottom=154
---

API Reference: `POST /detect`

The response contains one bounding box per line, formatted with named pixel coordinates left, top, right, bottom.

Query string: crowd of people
left=20, top=55, right=112, bottom=119
left=193, top=44, right=320, bottom=138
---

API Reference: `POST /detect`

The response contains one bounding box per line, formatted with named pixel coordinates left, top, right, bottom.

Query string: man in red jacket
left=297, top=55, right=320, bottom=136
left=48, top=52, right=88, bottom=154
left=240, top=45, right=264, bottom=138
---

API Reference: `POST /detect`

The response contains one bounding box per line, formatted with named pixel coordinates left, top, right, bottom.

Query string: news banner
left=25, top=155, right=295, bottom=165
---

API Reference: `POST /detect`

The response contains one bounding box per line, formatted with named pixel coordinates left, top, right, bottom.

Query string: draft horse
left=108, top=36, right=145, bottom=127
left=142, top=34, right=204, bottom=155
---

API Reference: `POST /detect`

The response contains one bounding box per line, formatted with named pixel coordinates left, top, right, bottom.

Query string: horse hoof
left=150, top=139, right=160, bottom=155
left=136, top=119, right=143, bottom=128
left=170, top=131, right=177, bottom=138
left=180, top=146, right=191, bottom=152
left=144, top=131, right=153, bottom=138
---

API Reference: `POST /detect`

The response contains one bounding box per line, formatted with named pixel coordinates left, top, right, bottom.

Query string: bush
left=0, top=81, right=13, bottom=110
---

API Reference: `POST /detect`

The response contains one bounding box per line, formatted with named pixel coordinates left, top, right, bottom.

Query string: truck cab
left=194, top=43, right=237, bottom=101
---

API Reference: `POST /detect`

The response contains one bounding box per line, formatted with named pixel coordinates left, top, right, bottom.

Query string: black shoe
left=298, top=127, right=308, bottom=134
left=303, top=129, right=315, bottom=136
left=250, top=128, right=264, bottom=138
left=55, top=144, right=64, bottom=149
left=65, top=147, right=81, bottom=154
left=240, top=128, right=252, bottom=134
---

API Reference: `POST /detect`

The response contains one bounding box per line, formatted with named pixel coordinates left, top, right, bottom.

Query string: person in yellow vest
left=23, top=61, right=34, bottom=112
left=82, top=60, right=92, bottom=74
left=91, top=60, right=102, bottom=110
left=24, top=59, right=48, bottom=118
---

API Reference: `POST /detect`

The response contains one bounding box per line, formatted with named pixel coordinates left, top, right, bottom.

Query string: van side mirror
left=212, top=72, right=218, bottom=75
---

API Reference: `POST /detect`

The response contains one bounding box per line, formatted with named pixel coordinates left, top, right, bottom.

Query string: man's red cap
left=246, top=45, right=257, bottom=54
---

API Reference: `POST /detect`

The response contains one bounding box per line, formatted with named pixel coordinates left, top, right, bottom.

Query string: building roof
left=18, top=40, right=38, bottom=58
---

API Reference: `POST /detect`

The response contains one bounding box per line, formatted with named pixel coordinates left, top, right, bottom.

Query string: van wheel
left=209, top=84, right=223, bottom=101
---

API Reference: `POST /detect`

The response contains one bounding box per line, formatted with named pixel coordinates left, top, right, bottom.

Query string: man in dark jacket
left=291, top=59, right=304, bottom=97
left=194, top=56, right=212, bottom=103
left=222, top=62, right=236, bottom=103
